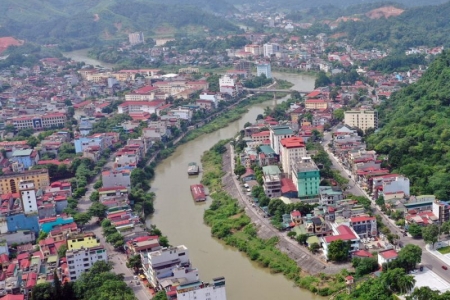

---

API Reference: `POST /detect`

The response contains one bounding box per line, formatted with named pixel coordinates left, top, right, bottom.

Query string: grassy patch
left=438, top=246, right=450, bottom=254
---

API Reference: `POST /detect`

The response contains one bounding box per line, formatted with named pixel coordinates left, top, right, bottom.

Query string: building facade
left=256, top=63, right=272, bottom=79
left=11, top=113, right=66, bottom=130
left=66, top=246, right=108, bottom=281
left=269, top=125, right=293, bottom=155
left=291, top=157, right=320, bottom=200
left=177, top=277, right=227, bottom=300
left=0, top=169, right=50, bottom=194
left=344, top=110, right=378, bottom=132
left=19, top=181, right=38, bottom=215
left=280, top=137, right=306, bottom=177
left=129, top=32, right=145, bottom=45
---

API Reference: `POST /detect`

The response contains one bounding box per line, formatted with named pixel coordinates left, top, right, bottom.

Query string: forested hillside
left=336, top=1, right=450, bottom=50
left=0, top=0, right=240, bottom=50
left=367, top=50, right=450, bottom=199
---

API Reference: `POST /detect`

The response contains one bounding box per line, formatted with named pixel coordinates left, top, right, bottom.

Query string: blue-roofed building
left=11, top=149, right=38, bottom=169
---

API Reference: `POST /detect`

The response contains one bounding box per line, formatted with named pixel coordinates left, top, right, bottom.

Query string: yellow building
left=305, top=99, right=328, bottom=110
left=0, top=169, right=50, bottom=194
left=67, top=232, right=100, bottom=250
left=344, top=110, right=378, bottom=132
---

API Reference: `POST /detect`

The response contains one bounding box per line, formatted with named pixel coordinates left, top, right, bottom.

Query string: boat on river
left=190, top=184, right=207, bottom=202
left=187, top=162, right=200, bottom=175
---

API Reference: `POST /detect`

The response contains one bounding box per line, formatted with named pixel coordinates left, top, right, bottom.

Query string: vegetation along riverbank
left=200, top=140, right=349, bottom=297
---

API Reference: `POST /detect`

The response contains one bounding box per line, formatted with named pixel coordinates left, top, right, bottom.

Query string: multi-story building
left=433, top=200, right=450, bottom=223
left=67, top=232, right=100, bottom=251
left=11, top=113, right=66, bottom=130
left=177, top=277, right=227, bottom=300
left=245, top=44, right=263, bottom=56
left=141, top=245, right=190, bottom=288
left=129, top=32, right=145, bottom=45
left=11, top=149, right=39, bottom=169
left=0, top=169, right=50, bottom=194
left=319, top=186, right=344, bottom=206
left=256, top=63, right=272, bottom=79
left=305, top=99, right=328, bottom=110
left=102, top=169, right=131, bottom=190
left=219, top=75, right=238, bottom=96
left=269, top=125, right=293, bottom=155
left=66, top=245, right=107, bottom=281
left=371, top=174, right=410, bottom=200
left=377, top=249, right=398, bottom=266
left=263, top=43, right=280, bottom=57
left=344, top=110, right=378, bottom=132
left=291, top=157, right=320, bottom=201
left=349, top=216, right=377, bottom=238
left=74, top=136, right=106, bottom=154
left=118, top=100, right=165, bottom=115
left=280, top=137, right=306, bottom=177
left=262, top=169, right=282, bottom=198
left=19, top=181, right=38, bottom=215
left=125, top=86, right=158, bottom=101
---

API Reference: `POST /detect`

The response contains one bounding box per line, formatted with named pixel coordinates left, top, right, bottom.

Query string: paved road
left=226, top=144, right=351, bottom=274
left=323, top=132, right=450, bottom=282
left=77, top=157, right=152, bottom=300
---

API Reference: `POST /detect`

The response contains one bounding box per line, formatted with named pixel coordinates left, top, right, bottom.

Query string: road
left=323, top=131, right=450, bottom=282
left=77, top=156, right=153, bottom=300
left=226, top=144, right=351, bottom=274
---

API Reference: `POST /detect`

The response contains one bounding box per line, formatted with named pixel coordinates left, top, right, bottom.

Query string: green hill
left=367, top=51, right=450, bottom=199
left=0, top=0, right=240, bottom=49
left=336, top=1, right=450, bottom=50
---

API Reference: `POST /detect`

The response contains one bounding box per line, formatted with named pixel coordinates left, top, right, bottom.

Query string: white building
left=322, top=225, right=360, bottom=260
left=118, top=100, right=164, bottom=115
left=199, top=92, right=218, bottom=106
left=377, top=249, right=398, bottom=266
left=349, top=216, right=378, bottom=238
left=66, top=246, right=108, bottom=281
left=219, top=75, right=237, bottom=96
left=372, top=174, right=410, bottom=199
left=19, top=181, right=38, bottom=214
left=169, top=108, right=192, bottom=121
left=102, top=169, right=131, bottom=190
left=269, top=125, right=294, bottom=155
left=129, top=32, right=145, bottom=45
left=263, top=43, right=280, bottom=57
left=256, top=63, right=272, bottom=79
left=141, top=245, right=190, bottom=288
left=344, top=110, right=378, bottom=132
left=177, top=277, right=227, bottom=300
left=280, top=137, right=306, bottom=177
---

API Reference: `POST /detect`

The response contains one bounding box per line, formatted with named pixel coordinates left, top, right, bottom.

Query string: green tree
left=332, top=108, right=345, bottom=121
left=73, top=212, right=91, bottom=227
left=287, top=231, right=296, bottom=238
left=31, top=283, right=53, bottom=300
left=234, top=164, right=246, bottom=177
left=296, top=234, right=309, bottom=245
left=397, top=244, right=422, bottom=271
left=57, top=244, right=68, bottom=258
left=327, top=240, right=350, bottom=262
left=422, top=224, right=440, bottom=248
left=37, top=230, right=48, bottom=242
left=153, top=291, right=169, bottom=300
left=406, top=286, right=440, bottom=300
left=376, top=196, right=385, bottom=206
left=352, top=257, right=379, bottom=277
left=88, top=202, right=107, bottom=218
left=309, top=242, right=320, bottom=253
left=53, top=270, right=63, bottom=299
left=126, top=255, right=141, bottom=272
left=408, top=223, right=423, bottom=238
left=314, top=71, right=331, bottom=88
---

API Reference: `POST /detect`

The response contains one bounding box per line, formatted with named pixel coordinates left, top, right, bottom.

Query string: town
left=0, top=5, right=449, bottom=300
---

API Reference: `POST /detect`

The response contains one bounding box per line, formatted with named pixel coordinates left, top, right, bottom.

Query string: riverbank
left=200, top=141, right=349, bottom=297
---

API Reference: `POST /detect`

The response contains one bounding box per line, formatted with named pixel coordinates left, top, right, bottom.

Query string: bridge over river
left=243, top=87, right=312, bottom=94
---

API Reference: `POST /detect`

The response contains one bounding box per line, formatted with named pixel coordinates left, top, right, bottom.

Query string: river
left=63, top=50, right=321, bottom=299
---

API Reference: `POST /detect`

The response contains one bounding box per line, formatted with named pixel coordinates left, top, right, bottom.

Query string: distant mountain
left=226, top=0, right=448, bottom=10
left=0, top=0, right=240, bottom=50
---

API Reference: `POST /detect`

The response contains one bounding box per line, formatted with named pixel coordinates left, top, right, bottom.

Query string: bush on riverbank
left=201, top=141, right=347, bottom=296
left=183, top=93, right=287, bottom=142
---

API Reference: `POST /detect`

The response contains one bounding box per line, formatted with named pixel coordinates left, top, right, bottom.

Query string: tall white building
left=177, top=277, right=227, bottom=300
left=129, top=32, right=145, bottom=45
left=141, top=245, right=191, bottom=288
left=263, top=43, right=280, bottom=57
left=19, top=181, right=38, bottom=214
left=256, top=63, right=272, bottom=79
left=269, top=125, right=294, bottom=155
left=280, top=137, right=306, bottom=177
left=344, top=110, right=378, bottom=132
left=66, top=246, right=108, bottom=281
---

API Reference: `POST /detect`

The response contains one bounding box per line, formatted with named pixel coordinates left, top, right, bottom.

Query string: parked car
left=442, top=265, right=448, bottom=270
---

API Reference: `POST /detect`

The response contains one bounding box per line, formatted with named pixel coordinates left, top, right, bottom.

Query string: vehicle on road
left=442, top=265, right=448, bottom=270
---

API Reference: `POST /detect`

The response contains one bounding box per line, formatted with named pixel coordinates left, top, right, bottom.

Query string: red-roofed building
left=241, top=168, right=256, bottom=182
left=126, top=235, right=161, bottom=255
left=352, top=250, right=373, bottom=258
left=290, top=210, right=302, bottom=224
left=281, top=178, right=297, bottom=198
left=0, top=295, right=25, bottom=300
left=378, top=249, right=398, bottom=265
left=118, top=100, right=165, bottom=115
left=251, top=131, right=270, bottom=143
left=280, top=137, right=306, bottom=176
left=322, top=225, right=360, bottom=260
